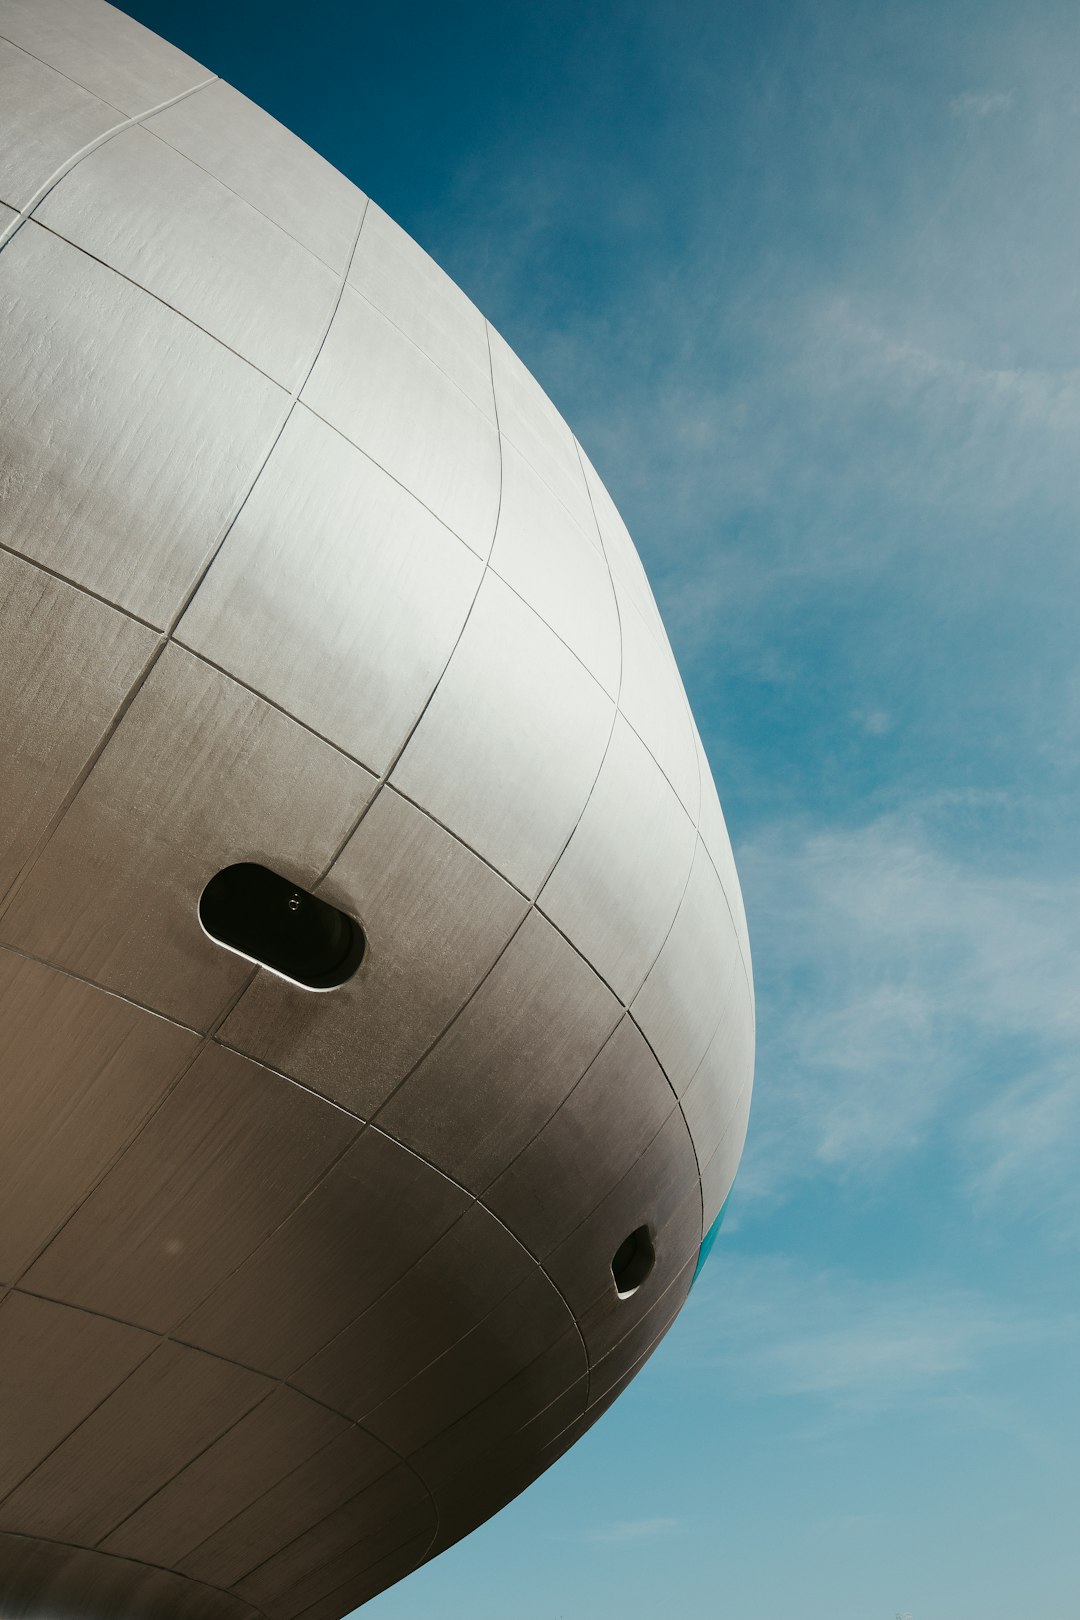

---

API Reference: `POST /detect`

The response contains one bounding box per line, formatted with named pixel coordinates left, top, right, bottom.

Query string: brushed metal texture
left=0, top=1292, right=154, bottom=1499
left=219, top=787, right=528, bottom=1117
left=539, top=713, right=697, bottom=1000
left=179, top=1424, right=405, bottom=1590
left=292, top=1201, right=539, bottom=1421
left=489, top=437, right=620, bottom=695
left=545, top=1111, right=701, bottom=1347
left=177, top=405, right=483, bottom=772
left=302, top=283, right=500, bottom=556
left=144, top=78, right=365, bottom=274
left=1, top=645, right=376, bottom=1028
left=37, top=125, right=342, bottom=390
left=0, top=949, right=198, bottom=1280
left=681, top=978, right=756, bottom=1170
left=632, top=836, right=745, bottom=1094
left=408, top=1327, right=586, bottom=1491
left=376, top=908, right=621, bottom=1190
left=360, top=1265, right=582, bottom=1457
left=390, top=572, right=614, bottom=895
left=0, top=1532, right=258, bottom=1620
left=101, top=1386, right=350, bottom=1569
left=487, top=326, right=597, bottom=537
left=348, top=202, right=495, bottom=421
left=0, top=551, right=157, bottom=898
left=178, top=1127, right=470, bottom=1378
left=0, top=1339, right=272, bottom=1545
left=484, top=1014, right=679, bottom=1257
left=692, top=713, right=752, bottom=964
left=233, top=1463, right=434, bottom=1620
left=0, top=223, right=286, bottom=625
left=0, top=2, right=755, bottom=1606
left=23, top=1044, right=360, bottom=1332
left=0, top=38, right=119, bottom=210
left=701, top=1081, right=753, bottom=1227
left=0, top=0, right=207, bottom=115
left=613, top=571, right=700, bottom=817
left=579, top=442, right=671, bottom=647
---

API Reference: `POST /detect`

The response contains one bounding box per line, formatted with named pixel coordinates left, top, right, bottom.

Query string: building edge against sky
left=0, top=1, right=754, bottom=1615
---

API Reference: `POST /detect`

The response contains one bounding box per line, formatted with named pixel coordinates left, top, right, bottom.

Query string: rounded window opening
left=611, top=1225, right=655, bottom=1299
left=199, top=863, right=364, bottom=991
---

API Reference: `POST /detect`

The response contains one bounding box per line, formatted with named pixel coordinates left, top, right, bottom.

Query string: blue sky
left=121, top=3, right=1080, bottom=1615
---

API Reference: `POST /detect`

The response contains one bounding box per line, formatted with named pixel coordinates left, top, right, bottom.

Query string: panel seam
left=0, top=72, right=219, bottom=255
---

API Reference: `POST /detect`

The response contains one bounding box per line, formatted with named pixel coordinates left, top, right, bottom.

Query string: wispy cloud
left=585, top=1517, right=682, bottom=1545
left=675, top=1254, right=1053, bottom=1411
left=738, top=811, right=1080, bottom=1215
left=950, top=88, right=1014, bottom=118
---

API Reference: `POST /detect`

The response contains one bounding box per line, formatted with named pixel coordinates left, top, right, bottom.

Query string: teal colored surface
left=691, top=1194, right=729, bottom=1284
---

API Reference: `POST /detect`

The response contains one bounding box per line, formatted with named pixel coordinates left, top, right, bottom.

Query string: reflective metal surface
left=0, top=3, right=754, bottom=1613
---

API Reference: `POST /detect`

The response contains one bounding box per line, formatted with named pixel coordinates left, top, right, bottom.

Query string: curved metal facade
left=0, top=2, right=755, bottom=1615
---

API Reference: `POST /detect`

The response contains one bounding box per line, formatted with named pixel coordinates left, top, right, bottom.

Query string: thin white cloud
left=737, top=812, right=1080, bottom=1212
left=950, top=89, right=1014, bottom=118
left=585, top=1517, right=682, bottom=1545
left=674, top=1254, right=1052, bottom=1411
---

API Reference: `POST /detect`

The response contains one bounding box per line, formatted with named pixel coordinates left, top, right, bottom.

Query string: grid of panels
left=0, top=3, right=755, bottom=1616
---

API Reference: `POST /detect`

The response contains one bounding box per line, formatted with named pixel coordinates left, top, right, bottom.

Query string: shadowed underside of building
left=0, top=2, right=755, bottom=1615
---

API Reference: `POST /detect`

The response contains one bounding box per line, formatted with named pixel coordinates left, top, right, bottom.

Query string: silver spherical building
left=0, top=2, right=754, bottom=1616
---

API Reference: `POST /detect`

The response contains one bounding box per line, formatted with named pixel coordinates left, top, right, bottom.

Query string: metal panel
left=376, top=909, right=621, bottom=1190
left=422, top=1370, right=586, bottom=1558
left=578, top=442, right=670, bottom=645
left=391, top=573, right=614, bottom=896
left=302, top=284, right=500, bottom=557
left=490, top=438, right=620, bottom=695
left=0, top=1534, right=258, bottom=1620
left=0, top=551, right=157, bottom=899
left=0, top=950, right=198, bottom=1281
left=145, top=79, right=364, bottom=273
left=234, top=1462, right=433, bottom=1619
left=410, top=1328, right=586, bottom=1488
left=101, top=1386, right=348, bottom=1569
left=544, top=1110, right=700, bottom=1352
left=220, top=788, right=528, bottom=1118
left=36, top=125, right=338, bottom=391
left=177, top=406, right=483, bottom=773
left=1, top=645, right=376, bottom=1030
left=701, top=1081, right=752, bottom=1227
left=0, top=1292, right=154, bottom=1499
left=0, top=1340, right=271, bottom=1545
left=288, top=1535, right=431, bottom=1620
left=584, top=1253, right=696, bottom=1406
left=348, top=201, right=495, bottom=419
left=0, top=39, right=119, bottom=210
left=487, top=327, right=597, bottom=537
left=631, top=836, right=744, bottom=1095
left=538, top=714, right=697, bottom=1001
left=484, top=1014, right=678, bottom=1258
left=24, top=1045, right=359, bottom=1333
left=179, top=1424, right=402, bottom=1591
left=360, top=1265, right=577, bottom=1457
left=0, top=223, right=286, bottom=625
left=615, top=575, right=700, bottom=817
left=692, top=714, right=752, bottom=965
left=680, top=978, right=755, bottom=1170
left=0, top=0, right=207, bottom=115
left=178, top=1128, right=470, bottom=1377
left=293, top=1201, right=537, bottom=1420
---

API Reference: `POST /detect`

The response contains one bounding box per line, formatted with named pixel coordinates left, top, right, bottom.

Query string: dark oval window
left=611, top=1225, right=655, bottom=1299
left=199, top=863, right=364, bottom=990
